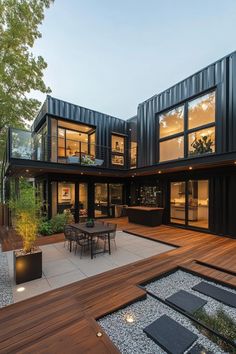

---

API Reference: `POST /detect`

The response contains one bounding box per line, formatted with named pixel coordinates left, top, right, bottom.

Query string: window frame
left=157, top=89, right=216, bottom=163
left=111, top=133, right=126, bottom=166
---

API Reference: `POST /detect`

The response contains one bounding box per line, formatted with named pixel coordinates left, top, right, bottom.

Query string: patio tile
left=47, top=269, right=86, bottom=289
left=13, top=278, right=51, bottom=303
left=43, top=258, right=77, bottom=278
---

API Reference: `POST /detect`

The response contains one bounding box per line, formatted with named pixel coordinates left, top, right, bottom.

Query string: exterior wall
left=136, top=51, right=236, bottom=167
left=33, top=96, right=128, bottom=149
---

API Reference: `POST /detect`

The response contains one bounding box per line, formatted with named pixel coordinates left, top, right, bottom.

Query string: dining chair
left=101, top=223, right=117, bottom=251
left=64, top=225, right=76, bottom=252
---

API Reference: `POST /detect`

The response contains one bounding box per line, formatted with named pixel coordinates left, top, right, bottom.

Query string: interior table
left=70, top=222, right=115, bottom=259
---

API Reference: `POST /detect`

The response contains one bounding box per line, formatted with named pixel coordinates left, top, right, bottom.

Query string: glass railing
left=9, top=128, right=137, bottom=169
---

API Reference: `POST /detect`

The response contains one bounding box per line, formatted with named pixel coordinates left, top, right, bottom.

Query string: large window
left=158, top=91, right=216, bottom=162
left=160, top=136, right=184, bottom=162
left=188, top=92, right=215, bottom=130
left=111, top=134, right=125, bottom=166
left=188, top=127, right=215, bottom=156
left=159, top=105, right=184, bottom=139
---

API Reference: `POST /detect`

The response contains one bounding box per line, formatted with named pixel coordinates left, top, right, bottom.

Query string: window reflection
left=188, top=127, right=215, bottom=156
left=159, top=105, right=184, bottom=139
left=160, top=136, right=184, bottom=162
left=188, top=92, right=215, bottom=130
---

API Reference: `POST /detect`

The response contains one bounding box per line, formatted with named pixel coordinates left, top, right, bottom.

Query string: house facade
left=2, top=50, right=236, bottom=238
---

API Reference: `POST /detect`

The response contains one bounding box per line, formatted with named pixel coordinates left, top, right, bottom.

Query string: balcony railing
left=9, top=128, right=137, bottom=170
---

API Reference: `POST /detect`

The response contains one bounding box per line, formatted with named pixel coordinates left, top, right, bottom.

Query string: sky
left=32, top=0, right=236, bottom=119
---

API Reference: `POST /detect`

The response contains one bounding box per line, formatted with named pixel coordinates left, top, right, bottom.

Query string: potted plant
left=190, top=135, right=214, bottom=156
left=9, top=179, right=42, bottom=284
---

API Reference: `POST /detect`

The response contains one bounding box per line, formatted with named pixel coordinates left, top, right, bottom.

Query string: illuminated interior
left=170, top=180, right=209, bottom=229
left=159, top=105, right=184, bottom=139
left=158, top=91, right=216, bottom=162
left=160, top=136, right=184, bottom=162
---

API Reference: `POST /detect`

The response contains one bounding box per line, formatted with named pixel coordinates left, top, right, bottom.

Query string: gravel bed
left=98, top=294, right=226, bottom=354
left=0, top=248, right=13, bottom=308
left=146, top=270, right=236, bottom=322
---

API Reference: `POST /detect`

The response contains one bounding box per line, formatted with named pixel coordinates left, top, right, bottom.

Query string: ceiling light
left=26, top=169, right=29, bottom=173
left=17, top=287, right=25, bottom=292
left=96, top=332, right=103, bottom=337
left=189, top=166, right=193, bottom=170
left=158, top=171, right=162, bottom=174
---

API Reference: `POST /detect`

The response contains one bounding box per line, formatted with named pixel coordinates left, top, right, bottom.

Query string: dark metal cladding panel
left=137, top=52, right=236, bottom=167
left=45, top=96, right=127, bottom=147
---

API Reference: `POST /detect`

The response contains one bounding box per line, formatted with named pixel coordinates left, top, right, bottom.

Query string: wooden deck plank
left=0, top=218, right=236, bottom=353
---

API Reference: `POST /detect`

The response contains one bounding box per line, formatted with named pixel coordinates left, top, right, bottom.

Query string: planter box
left=14, top=248, right=42, bottom=284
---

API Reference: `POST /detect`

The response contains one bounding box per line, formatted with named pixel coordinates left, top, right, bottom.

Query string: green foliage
left=194, top=308, right=236, bottom=353
left=50, top=213, right=67, bottom=234
left=38, top=210, right=74, bottom=236
left=9, top=178, right=42, bottom=252
left=38, top=220, right=53, bottom=236
left=190, top=135, right=214, bottom=155
left=0, top=0, right=53, bottom=158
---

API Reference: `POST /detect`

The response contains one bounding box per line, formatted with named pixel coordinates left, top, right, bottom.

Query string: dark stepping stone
left=166, top=290, right=207, bottom=314
left=192, top=281, right=236, bottom=308
left=143, top=315, right=198, bottom=354
left=187, top=344, right=214, bottom=354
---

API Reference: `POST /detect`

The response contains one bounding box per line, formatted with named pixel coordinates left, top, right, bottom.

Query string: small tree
left=9, top=179, right=41, bottom=253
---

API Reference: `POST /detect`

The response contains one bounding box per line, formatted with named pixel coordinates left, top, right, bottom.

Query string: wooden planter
left=14, top=248, right=42, bottom=284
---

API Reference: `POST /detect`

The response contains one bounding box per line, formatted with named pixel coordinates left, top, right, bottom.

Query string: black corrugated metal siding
left=137, top=51, right=236, bottom=167
left=35, top=96, right=127, bottom=148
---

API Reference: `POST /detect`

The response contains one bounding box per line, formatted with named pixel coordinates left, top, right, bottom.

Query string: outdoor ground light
left=125, top=314, right=135, bottom=323
left=17, top=287, right=25, bottom=292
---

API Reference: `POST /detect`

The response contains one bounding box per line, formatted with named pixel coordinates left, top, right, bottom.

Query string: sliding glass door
left=170, top=182, right=186, bottom=225
left=170, top=180, right=209, bottom=229
left=94, top=183, right=124, bottom=218
left=188, top=180, right=209, bottom=229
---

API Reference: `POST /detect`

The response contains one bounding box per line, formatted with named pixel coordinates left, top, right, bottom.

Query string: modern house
left=2, top=50, right=236, bottom=238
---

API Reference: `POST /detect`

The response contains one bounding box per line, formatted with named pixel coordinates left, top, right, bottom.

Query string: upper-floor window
left=111, top=134, right=125, bottom=166
left=159, top=105, right=184, bottom=139
left=158, top=91, right=216, bottom=162
left=188, top=92, right=215, bottom=130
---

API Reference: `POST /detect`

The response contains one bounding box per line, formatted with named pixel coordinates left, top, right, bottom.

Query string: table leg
left=90, top=236, right=93, bottom=259
left=108, top=233, right=111, bottom=255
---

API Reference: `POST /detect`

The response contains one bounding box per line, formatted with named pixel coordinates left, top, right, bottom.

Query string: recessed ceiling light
left=96, top=332, right=103, bottom=337
left=189, top=166, right=193, bottom=170
left=26, top=169, right=29, bottom=173
left=234, top=161, right=236, bottom=165
left=81, top=172, right=84, bottom=175
left=158, top=171, right=162, bottom=174
left=17, top=287, right=25, bottom=292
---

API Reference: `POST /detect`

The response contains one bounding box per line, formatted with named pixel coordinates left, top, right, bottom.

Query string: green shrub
left=38, top=221, right=53, bottom=236
left=193, top=308, right=236, bottom=353
left=50, top=213, right=67, bottom=234
left=38, top=210, right=74, bottom=236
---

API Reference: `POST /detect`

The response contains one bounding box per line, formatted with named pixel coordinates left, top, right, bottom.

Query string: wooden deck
left=0, top=218, right=236, bottom=353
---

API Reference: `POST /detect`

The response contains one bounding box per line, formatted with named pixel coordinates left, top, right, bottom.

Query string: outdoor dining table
left=70, top=222, right=115, bottom=259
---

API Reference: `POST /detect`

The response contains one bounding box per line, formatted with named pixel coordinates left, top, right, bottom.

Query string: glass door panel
left=188, top=180, right=209, bottom=229
left=170, top=182, right=186, bottom=224
left=94, top=183, right=108, bottom=217
left=79, top=183, right=88, bottom=221
left=58, top=182, right=75, bottom=217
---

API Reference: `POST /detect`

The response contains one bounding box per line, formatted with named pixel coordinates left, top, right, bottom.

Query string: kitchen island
left=126, top=206, right=164, bottom=226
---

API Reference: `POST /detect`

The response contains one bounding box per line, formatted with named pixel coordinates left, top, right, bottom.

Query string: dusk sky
left=33, top=0, right=236, bottom=119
